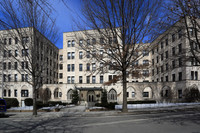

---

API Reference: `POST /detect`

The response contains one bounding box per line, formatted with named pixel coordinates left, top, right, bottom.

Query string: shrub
left=25, top=98, right=33, bottom=106
left=95, top=102, right=118, bottom=110
left=127, top=100, right=156, bottom=104
left=184, top=88, right=200, bottom=102
left=4, top=98, right=19, bottom=109
left=48, top=101, right=62, bottom=106
left=72, top=90, right=79, bottom=105
left=36, top=101, right=49, bottom=109
left=101, top=89, right=108, bottom=105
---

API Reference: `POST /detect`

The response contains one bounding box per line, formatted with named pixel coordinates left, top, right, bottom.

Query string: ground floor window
left=143, top=92, right=149, bottom=97
left=21, top=90, right=29, bottom=97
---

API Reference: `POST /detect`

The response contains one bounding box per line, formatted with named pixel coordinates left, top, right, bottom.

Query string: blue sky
left=51, top=0, right=82, bottom=49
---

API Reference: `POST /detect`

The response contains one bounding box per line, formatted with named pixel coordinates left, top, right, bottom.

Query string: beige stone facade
left=1, top=25, right=200, bottom=106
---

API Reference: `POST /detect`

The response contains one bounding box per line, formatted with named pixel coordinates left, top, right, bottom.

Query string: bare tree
left=69, top=0, right=164, bottom=112
left=166, top=0, right=200, bottom=64
left=0, top=0, right=58, bottom=115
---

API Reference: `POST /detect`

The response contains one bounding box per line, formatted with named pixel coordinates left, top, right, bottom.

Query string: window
left=132, top=92, right=135, bottom=98
left=3, top=50, right=7, bottom=57
left=109, top=37, right=112, bottom=44
left=67, top=41, right=71, bottom=47
left=8, top=62, right=11, bottom=70
left=152, top=59, right=154, bottom=65
left=189, top=28, right=194, bottom=36
left=59, top=55, right=63, bottom=61
left=4, top=90, right=6, bottom=97
left=161, top=42, right=163, bottom=49
left=14, top=74, right=18, bottom=82
left=14, top=62, right=17, bottom=70
left=86, top=63, right=90, bottom=71
left=71, top=64, right=75, bottom=72
left=25, top=74, right=28, bottom=81
left=79, top=64, right=83, bottom=71
left=21, top=74, right=25, bottom=81
left=92, top=63, right=96, bottom=71
left=152, top=69, right=154, bottom=76
left=143, top=60, right=149, bottom=66
left=14, top=50, right=18, bottom=57
left=172, top=47, right=175, bottom=56
left=195, top=71, right=198, bottom=80
left=92, top=38, right=96, bottom=44
left=59, top=64, right=63, bottom=70
left=127, top=92, right=129, bottom=97
left=3, top=74, right=6, bottom=82
left=72, top=40, right=75, bottom=47
left=165, top=38, right=168, bottom=46
left=25, top=61, right=28, bottom=69
left=67, top=76, right=71, bottom=83
left=8, top=50, right=12, bottom=57
left=172, top=74, right=175, bottom=82
left=109, top=75, right=113, bottom=81
left=71, top=76, right=75, bottom=83
left=79, top=39, right=83, bottom=46
left=92, top=76, right=96, bottom=83
left=178, top=44, right=182, bottom=53
left=165, top=51, right=168, bottom=59
left=22, top=49, right=28, bottom=56
left=161, top=77, right=163, bottom=82
left=143, top=70, right=149, bottom=77
left=179, top=72, right=182, bottom=81
left=22, top=37, right=29, bottom=44
left=172, top=34, right=175, bottom=42
left=172, top=60, right=175, bottom=69
left=71, top=52, right=75, bottom=59
left=161, top=54, right=163, bottom=61
left=3, top=62, right=6, bottom=70
left=8, top=74, right=11, bottom=82
left=178, top=29, right=182, bottom=38
left=21, top=62, right=25, bottom=69
left=166, top=63, right=168, bottom=71
left=79, top=76, right=83, bottom=83
left=100, top=38, right=104, bottom=44
left=152, top=49, right=154, bottom=55
left=79, top=51, right=83, bottom=59
left=165, top=76, right=168, bottom=82
left=179, top=58, right=182, bottom=67
left=87, top=39, right=90, bottom=45
left=67, top=52, right=71, bottom=59
left=143, top=92, right=149, bottom=97
left=15, top=37, right=18, bottom=44
left=178, top=90, right=182, bottom=99
left=14, top=90, right=17, bottom=97
left=157, top=67, right=159, bottom=74
left=100, top=76, right=103, bottom=83
left=86, top=76, right=90, bottom=83
left=9, top=38, right=11, bottom=45
left=59, top=73, right=63, bottom=79
left=86, top=51, right=90, bottom=58
left=21, top=90, right=29, bottom=97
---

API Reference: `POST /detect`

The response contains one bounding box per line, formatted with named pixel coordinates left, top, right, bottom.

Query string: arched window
left=108, top=89, right=117, bottom=101
left=143, top=87, right=152, bottom=98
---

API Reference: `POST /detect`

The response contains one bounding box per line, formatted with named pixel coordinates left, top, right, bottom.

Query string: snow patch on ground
left=115, top=102, right=200, bottom=110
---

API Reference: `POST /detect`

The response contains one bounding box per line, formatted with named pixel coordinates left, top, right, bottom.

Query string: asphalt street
left=0, top=108, right=200, bottom=133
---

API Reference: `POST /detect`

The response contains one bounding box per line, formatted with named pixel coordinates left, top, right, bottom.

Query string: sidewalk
left=5, top=103, right=200, bottom=119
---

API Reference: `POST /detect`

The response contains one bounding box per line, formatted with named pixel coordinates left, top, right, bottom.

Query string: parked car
left=0, top=99, right=6, bottom=116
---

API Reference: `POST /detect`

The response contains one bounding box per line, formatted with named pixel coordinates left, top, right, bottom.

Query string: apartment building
left=1, top=23, right=200, bottom=106
left=0, top=27, right=59, bottom=106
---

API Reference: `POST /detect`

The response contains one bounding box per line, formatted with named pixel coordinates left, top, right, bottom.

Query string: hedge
left=25, top=98, right=33, bottom=106
left=127, top=100, right=156, bottom=104
left=4, top=98, right=19, bottom=109
left=95, top=102, right=118, bottom=110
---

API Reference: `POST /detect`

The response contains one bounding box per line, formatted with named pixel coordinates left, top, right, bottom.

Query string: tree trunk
left=122, top=70, right=128, bottom=113
left=32, top=85, right=37, bottom=116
